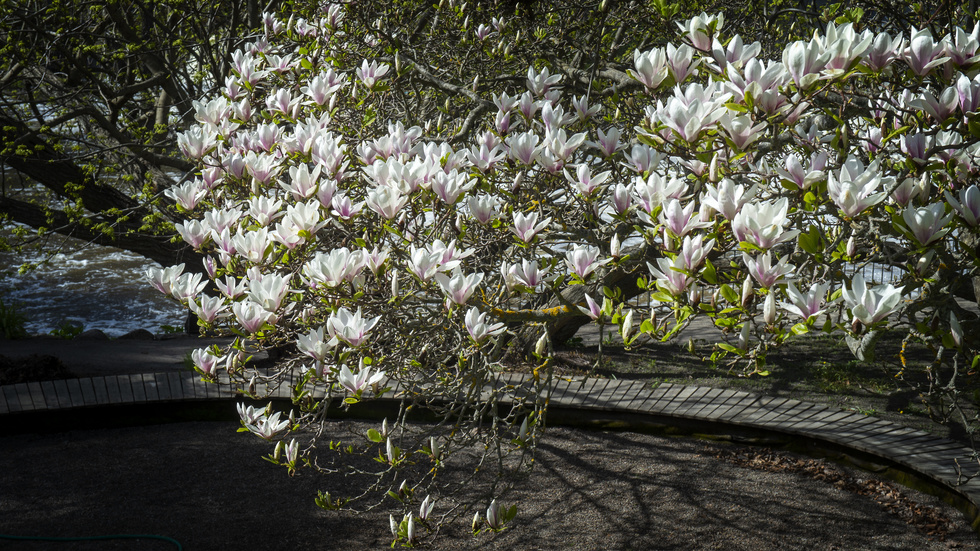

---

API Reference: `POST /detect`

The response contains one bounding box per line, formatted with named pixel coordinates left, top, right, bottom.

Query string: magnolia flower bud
left=916, top=250, right=935, bottom=276
left=689, top=282, right=701, bottom=308
left=846, top=236, right=856, bottom=259
left=472, top=512, right=482, bottom=532
left=739, top=322, right=750, bottom=350
left=273, top=440, right=284, bottom=461
left=610, top=233, right=621, bottom=257
left=390, top=514, right=399, bottom=536
left=406, top=513, right=416, bottom=543
left=382, top=417, right=389, bottom=437
left=916, top=173, right=929, bottom=200
left=395, top=52, right=402, bottom=75
left=741, top=275, right=754, bottom=308
left=391, top=269, right=399, bottom=296
left=512, top=171, right=524, bottom=191
left=948, top=312, right=964, bottom=347
left=764, top=292, right=776, bottom=325
left=518, top=417, right=529, bottom=441
left=429, top=436, right=441, bottom=459
left=709, top=153, right=719, bottom=183
left=534, top=332, right=548, bottom=357
left=622, top=309, right=635, bottom=342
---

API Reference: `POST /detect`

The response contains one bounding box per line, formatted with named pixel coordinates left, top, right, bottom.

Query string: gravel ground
left=0, top=420, right=977, bottom=550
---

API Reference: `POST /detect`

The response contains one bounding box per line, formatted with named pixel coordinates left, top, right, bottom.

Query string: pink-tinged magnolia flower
left=677, top=234, right=715, bottom=271
left=571, top=94, right=601, bottom=122
left=435, top=270, right=484, bottom=306
left=732, top=198, right=800, bottom=249
left=366, top=186, right=408, bottom=220
left=903, top=203, right=953, bottom=245
left=297, top=326, right=332, bottom=363
left=506, top=131, right=542, bottom=165
left=564, top=164, right=611, bottom=196
left=509, top=260, right=550, bottom=289
left=863, top=31, right=905, bottom=71
left=905, top=27, right=950, bottom=76
left=270, top=220, right=305, bottom=250
left=526, top=66, right=561, bottom=97
left=774, top=153, right=825, bottom=190
left=216, top=275, right=247, bottom=299
left=467, top=143, right=506, bottom=173
left=363, top=246, right=389, bottom=275
left=189, top=294, right=229, bottom=324
left=578, top=294, right=602, bottom=320
left=647, top=256, right=692, bottom=297
left=667, top=43, right=701, bottom=83
left=610, top=183, right=632, bottom=215
left=232, top=228, right=272, bottom=263
left=657, top=95, right=729, bottom=143
left=467, top=194, right=500, bottom=224
left=565, top=245, right=610, bottom=280
left=826, top=156, right=890, bottom=218
left=232, top=300, right=276, bottom=333
left=356, top=59, right=390, bottom=91
left=781, top=281, right=833, bottom=321
left=248, top=196, right=283, bottom=227
left=282, top=164, right=321, bottom=200
left=511, top=211, right=552, bottom=242
left=408, top=246, right=442, bottom=282
left=266, top=87, right=301, bottom=119
left=588, top=126, right=622, bottom=158
left=742, top=251, right=795, bottom=289
left=956, top=74, right=980, bottom=115
left=911, top=87, right=958, bottom=122
left=431, top=170, right=475, bottom=204
left=945, top=23, right=980, bottom=67
left=719, top=113, right=766, bottom=150
left=702, top=178, right=759, bottom=221
left=175, top=220, right=209, bottom=249
left=286, top=200, right=326, bottom=234
left=660, top=199, right=712, bottom=237
left=242, top=410, right=290, bottom=440
left=165, top=180, right=207, bottom=211
left=782, top=38, right=828, bottom=89
left=327, top=307, right=380, bottom=347
left=710, top=34, right=762, bottom=71
left=146, top=263, right=186, bottom=296
left=679, top=12, right=723, bottom=51
left=890, top=177, right=919, bottom=207
left=191, top=347, right=223, bottom=376
left=946, top=185, right=980, bottom=226
left=243, top=151, right=281, bottom=184
left=629, top=48, right=669, bottom=90
left=248, top=273, right=291, bottom=312
left=170, top=271, right=207, bottom=303
left=623, top=144, right=664, bottom=174
left=842, top=272, right=903, bottom=326
left=546, top=128, right=586, bottom=161
left=338, top=362, right=385, bottom=394
left=818, top=22, right=873, bottom=74
left=464, top=307, right=506, bottom=344
left=177, top=126, right=218, bottom=159
left=301, top=70, right=347, bottom=105
left=331, top=192, right=364, bottom=220
left=304, top=248, right=366, bottom=288
left=632, top=173, right=687, bottom=215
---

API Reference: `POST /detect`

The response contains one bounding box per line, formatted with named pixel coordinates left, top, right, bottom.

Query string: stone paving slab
left=2, top=371, right=980, bottom=525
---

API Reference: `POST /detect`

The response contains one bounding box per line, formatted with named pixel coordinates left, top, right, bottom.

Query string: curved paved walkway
left=2, top=369, right=979, bottom=532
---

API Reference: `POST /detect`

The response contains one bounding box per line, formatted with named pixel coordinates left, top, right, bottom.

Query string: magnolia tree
left=147, top=5, right=980, bottom=545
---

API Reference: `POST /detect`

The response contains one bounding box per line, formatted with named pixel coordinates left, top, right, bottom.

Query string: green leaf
left=367, top=429, right=384, bottom=443
left=790, top=323, right=810, bottom=335
left=720, top=284, right=739, bottom=305
left=702, top=258, right=717, bottom=285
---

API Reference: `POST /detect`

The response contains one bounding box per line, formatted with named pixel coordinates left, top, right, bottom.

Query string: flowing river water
left=0, top=234, right=185, bottom=337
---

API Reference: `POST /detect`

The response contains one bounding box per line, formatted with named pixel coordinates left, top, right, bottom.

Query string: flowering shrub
left=149, top=4, right=980, bottom=544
